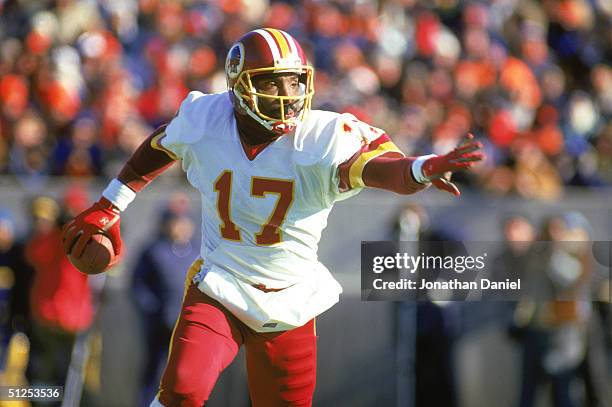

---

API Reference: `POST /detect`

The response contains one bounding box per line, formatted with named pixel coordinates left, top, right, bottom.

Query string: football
left=68, top=234, right=115, bottom=275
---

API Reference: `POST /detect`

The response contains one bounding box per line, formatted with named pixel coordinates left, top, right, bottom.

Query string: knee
left=159, top=357, right=223, bottom=407
left=279, top=353, right=316, bottom=405
left=274, top=341, right=317, bottom=405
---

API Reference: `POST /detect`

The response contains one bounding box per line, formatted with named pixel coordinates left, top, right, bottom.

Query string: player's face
left=252, top=73, right=302, bottom=120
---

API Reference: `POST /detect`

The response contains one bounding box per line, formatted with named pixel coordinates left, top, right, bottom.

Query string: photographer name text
left=372, top=278, right=521, bottom=290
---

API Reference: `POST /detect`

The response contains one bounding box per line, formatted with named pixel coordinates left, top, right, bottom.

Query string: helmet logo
left=225, top=42, right=245, bottom=80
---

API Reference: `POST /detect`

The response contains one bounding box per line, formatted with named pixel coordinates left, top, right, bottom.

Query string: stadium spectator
left=25, top=195, right=93, bottom=391
left=392, top=204, right=462, bottom=407
left=490, top=213, right=537, bottom=303
left=130, top=194, right=198, bottom=407
left=515, top=213, right=594, bottom=407
left=52, top=115, right=103, bottom=177
left=8, top=111, right=51, bottom=191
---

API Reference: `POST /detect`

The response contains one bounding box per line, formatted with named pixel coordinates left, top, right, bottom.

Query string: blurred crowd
left=0, top=0, right=611, bottom=198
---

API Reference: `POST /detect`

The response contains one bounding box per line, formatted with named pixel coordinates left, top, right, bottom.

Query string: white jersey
left=157, top=91, right=402, bottom=331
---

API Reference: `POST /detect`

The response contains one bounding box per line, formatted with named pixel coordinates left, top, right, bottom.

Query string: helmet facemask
left=232, top=66, right=314, bottom=135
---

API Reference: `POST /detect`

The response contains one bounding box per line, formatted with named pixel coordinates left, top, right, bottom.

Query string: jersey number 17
left=214, top=170, right=294, bottom=245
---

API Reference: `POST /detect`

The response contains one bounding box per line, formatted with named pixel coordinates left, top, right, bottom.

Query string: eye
left=255, top=79, right=276, bottom=91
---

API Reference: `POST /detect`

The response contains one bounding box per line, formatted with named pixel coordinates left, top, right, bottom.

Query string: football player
left=62, top=28, right=483, bottom=407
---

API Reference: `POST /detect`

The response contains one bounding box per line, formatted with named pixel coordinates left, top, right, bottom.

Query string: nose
left=277, top=81, right=290, bottom=96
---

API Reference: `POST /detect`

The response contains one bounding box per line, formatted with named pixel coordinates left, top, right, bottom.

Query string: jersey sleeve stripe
left=367, top=133, right=393, bottom=149
left=150, top=132, right=179, bottom=160
left=347, top=141, right=404, bottom=189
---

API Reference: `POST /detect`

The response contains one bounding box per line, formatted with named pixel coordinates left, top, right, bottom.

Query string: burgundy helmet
left=225, top=28, right=314, bottom=135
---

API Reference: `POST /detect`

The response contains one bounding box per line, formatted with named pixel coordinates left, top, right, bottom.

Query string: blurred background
left=0, top=0, right=610, bottom=406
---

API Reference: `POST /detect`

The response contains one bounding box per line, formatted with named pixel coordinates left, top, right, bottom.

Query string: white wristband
left=411, top=154, right=437, bottom=184
left=102, top=179, right=137, bottom=212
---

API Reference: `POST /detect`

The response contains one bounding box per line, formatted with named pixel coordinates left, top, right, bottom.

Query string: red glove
left=62, top=197, right=122, bottom=258
left=422, top=134, right=484, bottom=196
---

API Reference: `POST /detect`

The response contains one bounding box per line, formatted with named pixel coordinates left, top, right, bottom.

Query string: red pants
left=158, top=284, right=317, bottom=407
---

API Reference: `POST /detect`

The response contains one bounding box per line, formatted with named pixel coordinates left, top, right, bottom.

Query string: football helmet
left=225, top=28, right=314, bottom=135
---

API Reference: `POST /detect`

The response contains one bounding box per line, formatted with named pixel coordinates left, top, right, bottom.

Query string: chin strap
left=234, top=90, right=298, bottom=135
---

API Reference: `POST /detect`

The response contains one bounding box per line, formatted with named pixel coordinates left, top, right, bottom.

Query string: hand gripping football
left=67, top=233, right=116, bottom=275
left=62, top=197, right=122, bottom=274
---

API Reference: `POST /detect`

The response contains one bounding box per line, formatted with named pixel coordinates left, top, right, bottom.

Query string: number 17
left=214, top=170, right=294, bottom=245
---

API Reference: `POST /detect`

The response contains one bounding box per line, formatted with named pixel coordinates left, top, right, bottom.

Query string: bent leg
left=246, top=319, right=317, bottom=407
left=157, top=285, right=244, bottom=407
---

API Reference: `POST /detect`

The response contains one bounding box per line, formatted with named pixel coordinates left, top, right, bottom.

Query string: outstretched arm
left=62, top=125, right=176, bottom=261
left=361, top=156, right=426, bottom=195
left=349, top=134, right=484, bottom=196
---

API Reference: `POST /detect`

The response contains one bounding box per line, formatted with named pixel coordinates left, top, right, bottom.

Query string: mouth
left=266, top=104, right=297, bottom=119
